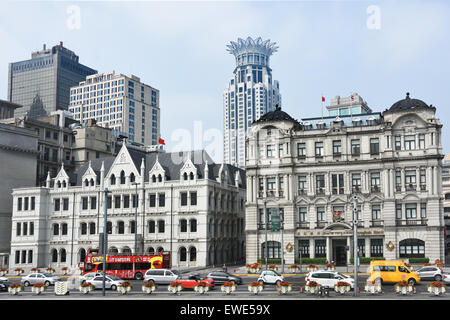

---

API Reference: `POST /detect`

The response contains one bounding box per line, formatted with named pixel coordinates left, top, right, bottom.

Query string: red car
left=173, top=274, right=214, bottom=289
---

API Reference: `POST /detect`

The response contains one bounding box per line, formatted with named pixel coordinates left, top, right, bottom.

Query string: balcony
left=352, top=186, right=361, bottom=193
left=332, top=188, right=345, bottom=195
left=258, top=223, right=272, bottom=230
left=296, top=222, right=309, bottom=229
left=316, top=188, right=325, bottom=195
left=316, top=221, right=327, bottom=229
left=297, top=155, right=306, bottom=160
left=333, top=152, right=342, bottom=158
left=395, top=219, right=428, bottom=227
left=396, top=185, right=402, bottom=192
left=298, top=189, right=307, bottom=196
left=370, top=220, right=384, bottom=227
left=420, top=184, right=426, bottom=191
left=371, top=185, right=381, bottom=193
left=278, top=191, right=284, bottom=197
left=406, top=184, right=416, bottom=191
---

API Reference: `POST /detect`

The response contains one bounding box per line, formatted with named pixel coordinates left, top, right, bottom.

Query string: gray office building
left=8, top=42, right=97, bottom=119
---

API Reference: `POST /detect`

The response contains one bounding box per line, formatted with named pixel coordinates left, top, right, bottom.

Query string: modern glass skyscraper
left=8, top=43, right=97, bottom=119
left=223, top=37, right=281, bottom=168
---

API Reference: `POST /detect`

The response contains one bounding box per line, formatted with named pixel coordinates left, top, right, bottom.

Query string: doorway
left=332, top=239, right=347, bottom=266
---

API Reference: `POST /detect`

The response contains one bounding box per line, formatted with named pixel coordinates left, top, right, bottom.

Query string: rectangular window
left=149, top=194, right=156, bottom=207
left=404, top=135, right=416, bottom=150
left=63, top=198, right=69, bottom=211
left=358, top=239, right=366, bottom=257
left=316, top=207, right=325, bottom=221
left=16, top=222, right=21, bottom=236
left=180, top=192, right=188, bottom=206
left=114, top=195, right=121, bottom=209
left=31, top=197, right=35, bottom=210
left=396, top=204, right=402, bottom=219
left=266, top=145, right=274, bottom=158
left=352, top=173, right=361, bottom=189
left=405, top=170, right=416, bottom=187
left=132, top=195, right=139, bottom=208
left=315, top=239, right=326, bottom=258
left=298, top=240, right=310, bottom=258
left=370, top=172, right=381, bottom=190
left=372, top=204, right=381, bottom=220
left=29, top=222, right=34, bottom=235
left=370, top=138, right=379, bottom=155
left=418, top=134, right=425, bottom=149
left=316, top=175, right=325, bottom=193
left=298, top=175, right=307, bottom=193
left=158, top=193, right=165, bottom=207
left=395, top=136, right=401, bottom=150
left=315, top=142, right=323, bottom=157
left=18, top=198, right=22, bottom=211
left=351, top=139, right=360, bottom=155
left=158, top=220, right=165, bottom=233
left=332, top=174, right=344, bottom=194
left=90, top=196, right=97, bottom=210
left=370, top=239, right=383, bottom=257
left=54, top=198, right=60, bottom=211
left=297, top=143, right=306, bottom=158
left=190, top=192, right=197, bottom=206
left=406, top=203, right=417, bottom=219
left=420, top=203, right=427, bottom=218
left=332, top=140, right=341, bottom=155
left=24, top=197, right=29, bottom=211
left=82, top=197, right=88, bottom=210
left=123, top=195, right=130, bottom=208
left=299, top=207, right=307, bottom=222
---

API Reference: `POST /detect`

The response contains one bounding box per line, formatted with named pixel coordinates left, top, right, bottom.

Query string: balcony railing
left=316, top=221, right=327, bottom=229
left=406, top=184, right=416, bottom=191
left=420, top=184, right=426, bottom=191
left=316, top=188, right=325, bottom=195
left=395, top=219, right=428, bottom=227
left=298, top=189, right=307, bottom=195
left=371, top=185, right=381, bottom=193
left=370, top=220, right=384, bottom=227
left=296, top=222, right=309, bottom=229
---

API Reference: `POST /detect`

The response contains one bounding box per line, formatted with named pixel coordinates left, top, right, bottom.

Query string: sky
left=1, top=0, right=449, bottom=162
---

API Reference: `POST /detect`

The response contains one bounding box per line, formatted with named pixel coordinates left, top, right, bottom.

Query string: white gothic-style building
left=245, top=93, right=444, bottom=265
left=9, top=144, right=246, bottom=271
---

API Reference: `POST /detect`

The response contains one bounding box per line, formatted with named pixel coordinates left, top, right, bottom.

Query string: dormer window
left=130, top=173, right=135, bottom=183
left=352, top=117, right=361, bottom=126
left=152, top=175, right=156, bottom=183
left=316, top=121, right=326, bottom=129
left=190, top=172, right=194, bottom=180
left=90, top=178, right=94, bottom=187
left=110, top=174, right=116, bottom=185
left=158, top=174, right=162, bottom=182
left=84, top=179, right=89, bottom=187
left=183, top=172, right=188, bottom=180
left=302, top=121, right=312, bottom=130
left=120, top=170, right=126, bottom=184
left=366, top=116, right=376, bottom=125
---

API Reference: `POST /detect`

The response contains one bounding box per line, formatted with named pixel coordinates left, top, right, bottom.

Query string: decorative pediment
left=367, top=194, right=384, bottom=203
left=330, top=196, right=347, bottom=204
left=312, top=196, right=327, bottom=204
left=54, top=163, right=69, bottom=189
left=180, top=155, right=198, bottom=181
left=149, top=156, right=165, bottom=183
left=82, top=161, right=97, bottom=188
left=105, top=144, right=140, bottom=187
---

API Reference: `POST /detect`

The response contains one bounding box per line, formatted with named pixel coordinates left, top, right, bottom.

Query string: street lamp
left=102, top=188, right=111, bottom=297
left=131, top=182, right=139, bottom=254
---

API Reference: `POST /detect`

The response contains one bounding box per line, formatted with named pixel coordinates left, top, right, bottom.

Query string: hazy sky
left=1, top=0, right=449, bottom=162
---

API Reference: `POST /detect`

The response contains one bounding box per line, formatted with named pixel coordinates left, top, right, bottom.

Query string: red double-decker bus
left=83, top=249, right=170, bottom=280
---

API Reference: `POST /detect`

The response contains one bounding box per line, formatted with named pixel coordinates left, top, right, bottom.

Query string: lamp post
left=352, top=195, right=358, bottom=297
left=131, top=182, right=139, bottom=254
left=102, top=188, right=111, bottom=297
left=264, top=199, right=268, bottom=270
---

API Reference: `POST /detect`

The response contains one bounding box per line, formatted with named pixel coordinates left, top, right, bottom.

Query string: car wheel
left=258, top=280, right=264, bottom=285
left=134, top=272, right=143, bottom=280
left=110, top=284, right=117, bottom=291
left=375, top=277, right=383, bottom=285
left=435, top=274, right=442, bottom=281
left=45, top=281, right=51, bottom=286
left=24, top=281, right=30, bottom=287
left=275, top=280, right=281, bottom=286
left=408, top=278, right=416, bottom=286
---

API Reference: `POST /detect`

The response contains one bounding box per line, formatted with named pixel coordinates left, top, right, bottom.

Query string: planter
left=168, top=284, right=183, bottom=294
left=79, top=283, right=94, bottom=294
left=304, top=285, right=319, bottom=295
left=8, top=285, right=23, bottom=295
left=395, top=284, right=413, bottom=295
left=306, top=265, right=318, bottom=272
left=117, top=285, right=132, bottom=295
left=248, top=285, right=263, bottom=295
left=14, top=269, right=24, bottom=276
left=194, top=284, right=210, bottom=295
left=428, top=283, right=446, bottom=296
left=334, top=284, right=351, bottom=294
left=221, top=283, right=237, bottom=295
left=364, top=283, right=382, bottom=294
left=142, top=283, right=157, bottom=294
left=31, top=285, right=46, bottom=295
left=0, top=269, right=7, bottom=277
left=277, top=284, right=292, bottom=295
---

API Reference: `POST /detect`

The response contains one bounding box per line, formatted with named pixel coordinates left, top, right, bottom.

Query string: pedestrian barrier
left=54, top=282, right=69, bottom=295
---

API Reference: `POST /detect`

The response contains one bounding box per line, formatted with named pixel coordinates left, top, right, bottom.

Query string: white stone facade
left=245, top=94, right=444, bottom=266
left=9, top=144, right=246, bottom=271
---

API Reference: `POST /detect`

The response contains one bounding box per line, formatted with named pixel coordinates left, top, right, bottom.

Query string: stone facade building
left=245, top=93, right=444, bottom=265
left=9, top=144, right=245, bottom=271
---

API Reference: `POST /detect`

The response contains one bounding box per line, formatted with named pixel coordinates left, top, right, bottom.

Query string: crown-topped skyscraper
left=223, top=37, right=282, bottom=168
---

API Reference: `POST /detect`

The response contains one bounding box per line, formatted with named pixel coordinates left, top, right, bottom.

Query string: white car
left=80, top=272, right=102, bottom=283
left=443, top=274, right=450, bottom=284
left=257, top=270, right=285, bottom=285
left=416, top=266, right=444, bottom=281
left=21, top=273, right=62, bottom=286
left=89, top=275, right=124, bottom=290
left=305, top=270, right=355, bottom=289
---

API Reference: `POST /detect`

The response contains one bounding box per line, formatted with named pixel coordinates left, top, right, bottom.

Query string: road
left=1, top=271, right=448, bottom=299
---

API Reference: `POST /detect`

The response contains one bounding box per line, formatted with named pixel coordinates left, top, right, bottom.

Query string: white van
left=143, top=269, right=180, bottom=284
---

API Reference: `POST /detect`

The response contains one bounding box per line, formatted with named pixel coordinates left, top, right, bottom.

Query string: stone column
left=326, top=237, right=331, bottom=263
left=401, top=168, right=405, bottom=192
left=416, top=168, right=420, bottom=192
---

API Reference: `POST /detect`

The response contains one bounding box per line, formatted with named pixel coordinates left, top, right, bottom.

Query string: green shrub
left=257, top=258, right=282, bottom=264
left=295, top=258, right=327, bottom=265
left=407, top=258, right=429, bottom=264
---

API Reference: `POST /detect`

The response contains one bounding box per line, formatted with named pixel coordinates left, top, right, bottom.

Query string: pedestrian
left=222, top=264, right=227, bottom=272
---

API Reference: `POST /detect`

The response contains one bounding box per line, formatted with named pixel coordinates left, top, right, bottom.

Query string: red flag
left=321, top=96, right=325, bottom=102
left=158, top=138, right=165, bottom=145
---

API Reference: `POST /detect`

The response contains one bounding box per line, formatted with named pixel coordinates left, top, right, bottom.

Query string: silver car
left=143, top=269, right=180, bottom=284
left=416, top=266, right=444, bottom=281
left=89, top=275, right=124, bottom=290
left=21, top=273, right=62, bottom=286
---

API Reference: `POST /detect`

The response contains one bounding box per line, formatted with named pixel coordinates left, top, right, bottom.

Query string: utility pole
left=281, top=214, right=284, bottom=274
left=132, top=182, right=139, bottom=254
left=352, top=195, right=358, bottom=297
left=102, top=188, right=110, bottom=297
left=264, top=199, right=268, bottom=270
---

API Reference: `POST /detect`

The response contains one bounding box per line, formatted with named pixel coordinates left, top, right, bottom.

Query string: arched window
left=89, top=222, right=96, bottom=235
left=79, top=248, right=86, bottom=263
left=108, top=247, right=118, bottom=254
left=90, top=178, right=94, bottom=186
left=51, top=249, right=58, bottom=263
left=152, top=175, right=156, bottom=183
left=118, top=221, right=125, bottom=234
left=183, top=172, right=188, bottom=181
left=189, top=172, right=194, bottom=180
left=84, top=179, right=89, bottom=187
left=120, top=170, right=126, bottom=184
left=57, top=181, right=61, bottom=188
left=62, top=181, right=67, bottom=188
left=122, top=247, right=132, bottom=254
left=158, top=174, right=162, bottom=182
left=148, top=220, right=155, bottom=233
left=179, top=247, right=187, bottom=262
left=60, top=248, right=67, bottom=263
left=399, top=239, right=425, bottom=258
left=261, top=241, right=281, bottom=259
left=110, top=174, right=116, bottom=185
left=190, top=219, right=197, bottom=233
left=157, top=247, right=164, bottom=254
left=130, top=173, right=135, bottom=183
left=189, top=247, right=197, bottom=262
left=147, top=247, right=155, bottom=255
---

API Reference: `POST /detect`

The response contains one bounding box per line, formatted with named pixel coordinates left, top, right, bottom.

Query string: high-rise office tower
left=223, top=37, right=281, bottom=168
left=68, top=71, right=160, bottom=146
left=8, top=42, right=97, bottom=119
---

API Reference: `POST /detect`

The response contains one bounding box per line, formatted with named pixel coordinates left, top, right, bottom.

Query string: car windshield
left=42, top=273, right=53, bottom=277
left=108, top=276, right=121, bottom=280
left=172, top=270, right=180, bottom=276
left=271, top=271, right=281, bottom=276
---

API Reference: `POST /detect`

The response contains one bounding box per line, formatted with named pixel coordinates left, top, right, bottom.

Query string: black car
left=0, top=280, right=10, bottom=292
left=206, top=271, right=242, bottom=285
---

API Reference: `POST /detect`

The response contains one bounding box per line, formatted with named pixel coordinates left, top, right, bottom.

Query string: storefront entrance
left=332, top=239, right=347, bottom=266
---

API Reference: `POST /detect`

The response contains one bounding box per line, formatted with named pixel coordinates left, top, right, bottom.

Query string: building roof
left=253, top=105, right=300, bottom=125
left=388, top=92, right=435, bottom=112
